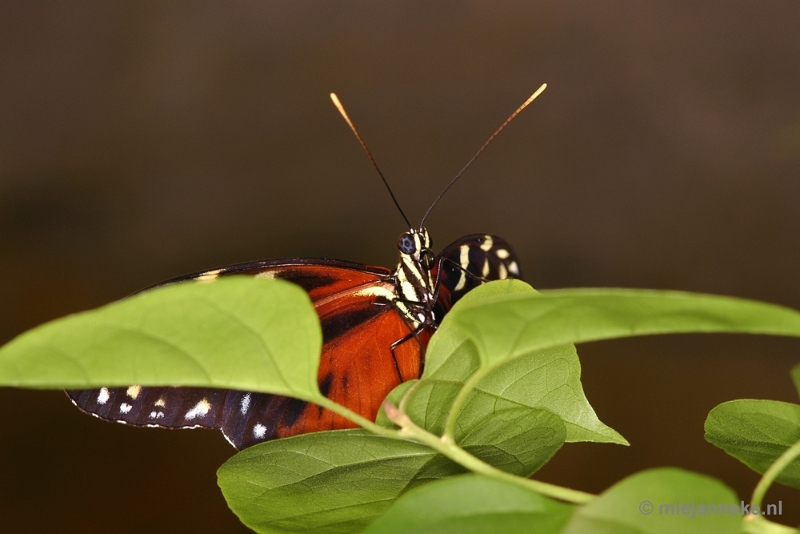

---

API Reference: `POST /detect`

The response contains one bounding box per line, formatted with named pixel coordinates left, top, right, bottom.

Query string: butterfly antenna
left=419, top=83, right=547, bottom=228
left=330, top=93, right=412, bottom=228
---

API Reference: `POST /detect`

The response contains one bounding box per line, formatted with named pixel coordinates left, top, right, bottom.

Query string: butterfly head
left=397, top=228, right=435, bottom=272
left=393, top=228, right=437, bottom=325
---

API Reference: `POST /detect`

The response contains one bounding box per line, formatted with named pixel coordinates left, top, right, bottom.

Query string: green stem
left=750, top=438, right=800, bottom=512
left=314, top=397, right=402, bottom=439
left=383, top=400, right=596, bottom=505
left=398, top=379, right=422, bottom=414
left=741, top=439, right=800, bottom=534
left=442, top=366, right=492, bottom=444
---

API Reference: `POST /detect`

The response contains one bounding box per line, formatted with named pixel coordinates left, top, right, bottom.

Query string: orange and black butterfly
left=67, top=86, right=545, bottom=450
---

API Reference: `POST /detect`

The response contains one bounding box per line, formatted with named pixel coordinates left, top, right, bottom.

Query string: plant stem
left=750, top=438, right=800, bottom=511
left=442, top=366, right=492, bottom=444
left=741, top=439, right=800, bottom=534
left=398, top=379, right=422, bottom=413
left=314, top=397, right=402, bottom=439
left=383, top=400, right=596, bottom=505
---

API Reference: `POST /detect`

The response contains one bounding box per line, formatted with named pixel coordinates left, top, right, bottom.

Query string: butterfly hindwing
left=67, top=386, right=228, bottom=429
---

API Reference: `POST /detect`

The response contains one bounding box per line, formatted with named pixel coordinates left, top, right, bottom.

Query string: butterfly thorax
left=393, top=228, right=436, bottom=329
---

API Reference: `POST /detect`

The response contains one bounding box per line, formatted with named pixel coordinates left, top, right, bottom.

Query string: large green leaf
left=460, top=344, right=625, bottom=444
left=705, top=399, right=800, bottom=489
left=0, top=277, right=324, bottom=401
left=454, top=289, right=800, bottom=369
left=561, top=468, right=740, bottom=534
left=361, top=474, right=574, bottom=534
left=218, top=410, right=565, bottom=534
left=218, top=430, right=442, bottom=534
left=389, top=346, right=625, bottom=445
left=385, top=281, right=625, bottom=444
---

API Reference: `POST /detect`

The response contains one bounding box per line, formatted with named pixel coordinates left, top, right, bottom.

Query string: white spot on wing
left=126, top=385, right=141, bottom=399
left=482, top=258, right=490, bottom=278
left=454, top=245, right=469, bottom=291
left=253, top=423, right=267, bottom=439
left=154, top=397, right=166, bottom=407
left=495, top=248, right=510, bottom=259
left=498, top=263, right=508, bottom=279
left=97, top=387, right=110, bottom=405
left=119, top=403, right=132, bottom=414
left=196, top=269, right=222, bottom=283
left=185, top=398, right=212, bottom=420
left=149, top=410, right=165, bottom=419
left=480, top=236, right=494, bottom=251
left=508, top=261, right=519, bottom=276
left=240, top=393, right=251, bottom=415
left=255, top=270, right=280, bottom=280
left=459, top=245, right=470, bottom=269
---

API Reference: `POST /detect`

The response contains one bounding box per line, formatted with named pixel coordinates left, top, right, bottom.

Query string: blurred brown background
left=1, top=2, right=799, bottom=532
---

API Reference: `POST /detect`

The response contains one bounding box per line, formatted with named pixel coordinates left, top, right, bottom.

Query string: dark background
left=2, top=2, right=799, bottom=532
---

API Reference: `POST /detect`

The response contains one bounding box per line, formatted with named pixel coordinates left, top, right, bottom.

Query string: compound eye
left=398, top=232, right=417, bottom=254
left=420, top=249, right=435, bottom=271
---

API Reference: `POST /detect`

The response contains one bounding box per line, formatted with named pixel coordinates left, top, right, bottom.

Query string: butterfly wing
left=68, top=259, right=427, bottom=449
left=432, top=234, right=522, bottom=321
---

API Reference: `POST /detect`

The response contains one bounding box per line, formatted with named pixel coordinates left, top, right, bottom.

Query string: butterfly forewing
left=68, top=260, right=427, bottom=449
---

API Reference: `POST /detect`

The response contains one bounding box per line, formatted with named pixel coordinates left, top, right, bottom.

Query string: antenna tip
left=527, top=83, right=547, bottom=103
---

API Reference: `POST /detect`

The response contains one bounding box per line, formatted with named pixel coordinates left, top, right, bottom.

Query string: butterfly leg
left=436, top=256, right=489, bottom=285
left=389, top=320, right=431, bottom=382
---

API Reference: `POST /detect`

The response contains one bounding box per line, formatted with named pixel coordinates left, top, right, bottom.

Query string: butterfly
left=67, top=86, right=546, bottom=450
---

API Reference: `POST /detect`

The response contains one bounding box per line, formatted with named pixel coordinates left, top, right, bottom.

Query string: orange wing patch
left=278, top=280, right=430, bottom=438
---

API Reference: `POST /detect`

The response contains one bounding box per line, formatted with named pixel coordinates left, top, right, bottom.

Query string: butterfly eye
left=397, top=233, right=417, bottom=254
left=420, top=249, right=435, bottom=271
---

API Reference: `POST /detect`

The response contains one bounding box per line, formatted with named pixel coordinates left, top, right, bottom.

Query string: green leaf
left=458, top=407, right=565, bottom=475
left=464, top=344, right=626, bottom=444
left=454, top=289, right=800, bottom=369
left=705, top=400, right=800, bottom=489
left=791, top=364, right=800, bottom=399
left=392, top=346, right=626, bottom=444
left=0, top=277, right=324, bottom=401
left=389, top=281, right=625, bottom=444
left=217, top=430, right=454, bottom=534
left=219, top=410, right=565, bottom=534
left=361, top=474, right=574, bottom=534
left=562, top=468, right=740, bottom=534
